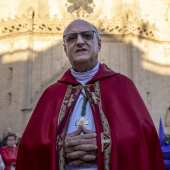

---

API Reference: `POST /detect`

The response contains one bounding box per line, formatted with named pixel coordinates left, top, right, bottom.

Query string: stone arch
left=31, top=62, right=70, bottom=109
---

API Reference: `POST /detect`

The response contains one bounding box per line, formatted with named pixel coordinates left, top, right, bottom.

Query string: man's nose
left=76, top=34, right=85, bottom=44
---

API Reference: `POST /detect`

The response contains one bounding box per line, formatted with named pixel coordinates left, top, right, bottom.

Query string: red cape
left=16, top=63, right=165, bottom=170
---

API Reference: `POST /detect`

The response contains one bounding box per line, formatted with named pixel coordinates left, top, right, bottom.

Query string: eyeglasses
left=63, top=31, right=96, bottom=44
left=7, top=139, right=15, bottom=141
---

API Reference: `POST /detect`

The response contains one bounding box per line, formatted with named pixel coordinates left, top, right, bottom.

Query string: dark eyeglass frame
left=63, top=30, right=96, bottom=44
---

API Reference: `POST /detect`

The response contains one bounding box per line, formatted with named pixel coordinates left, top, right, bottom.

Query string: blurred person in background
left=14, top=133, right=20, bottom=147
left=0, top=128, right=12, bottom=148
left=0, top=133, right=18, bottom=170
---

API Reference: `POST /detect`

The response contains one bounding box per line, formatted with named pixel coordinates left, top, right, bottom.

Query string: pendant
left=75, top=117, right=89, bottom=126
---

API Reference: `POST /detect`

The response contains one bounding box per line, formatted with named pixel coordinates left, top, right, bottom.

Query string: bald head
left=63, top=19, right=99, bottom=39
left=2, top=127, right=12, bottom=138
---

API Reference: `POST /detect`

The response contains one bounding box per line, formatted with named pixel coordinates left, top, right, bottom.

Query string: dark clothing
left=0, top=139, right=6, bottom=148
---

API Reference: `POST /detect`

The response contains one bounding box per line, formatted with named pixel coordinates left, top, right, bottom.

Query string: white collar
left=70, top=62, right=99, bottom=85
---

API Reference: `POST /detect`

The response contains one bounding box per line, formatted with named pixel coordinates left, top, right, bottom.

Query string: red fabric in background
left=0, top=146, right=18, bottom=170
left=16, top=63, right=165, bottom=170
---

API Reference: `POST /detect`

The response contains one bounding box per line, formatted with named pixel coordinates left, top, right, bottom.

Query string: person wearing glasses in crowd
left=16, top=19, right=165, bottom=170
left=0, top=133, right=18, bottom=170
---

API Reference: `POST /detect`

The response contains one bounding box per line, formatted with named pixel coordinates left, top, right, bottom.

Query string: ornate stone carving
left=66, top=0, right=94, bottom=14
left=57, top=0, right=104, bottom=19
left=98, top=18, right=157, bottom=39
left=64, top=0, right=95, bottom=18
left=0, top=15, right=158, bottom=41
left=0, top=17, right=28, bottom=37
left=33, top=21, right=64, bottom=33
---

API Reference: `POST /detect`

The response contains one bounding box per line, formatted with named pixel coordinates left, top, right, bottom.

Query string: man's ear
left=98, top=39, right=101, bottom=52
left=63, top=44, right=68, bottom=57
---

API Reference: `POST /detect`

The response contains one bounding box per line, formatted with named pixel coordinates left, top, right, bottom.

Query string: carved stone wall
left=0, top=0, right=170, bottom=135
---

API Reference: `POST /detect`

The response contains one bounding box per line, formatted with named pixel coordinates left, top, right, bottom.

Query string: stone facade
left=0, top=0, right=170, bottom=135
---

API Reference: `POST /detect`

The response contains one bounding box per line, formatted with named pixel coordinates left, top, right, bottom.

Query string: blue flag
left=159, top=117, right=166, bottom=146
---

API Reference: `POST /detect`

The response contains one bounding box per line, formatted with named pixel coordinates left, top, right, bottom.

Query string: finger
left=67, top=125, right=82, bottom=138
left=88, top=150, right=97, bottom=156
left=65, top=145, right=74, bottom=153
left=73, top=144, right=97, bottom=151
left=65, top=144, right=97, bottom=153
left=65, top=126, right=83, bottom=143
left=66, top=151, right=87, bottom=159
left=65, top=133, right=96, bottom=147
left=65, top=145, right=97, bottom=155
left=67, top=137, right=96, bottom=146
left=81, top=126, right=96, bottom=134
left=68, top=159, right=84, bottom=166
left=80, top=154, right=97, bottom=161
left=66, top=133, right=96, bottom=144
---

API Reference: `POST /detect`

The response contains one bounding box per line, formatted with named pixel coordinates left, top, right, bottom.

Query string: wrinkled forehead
left=64, top=20, right=95, bottom=35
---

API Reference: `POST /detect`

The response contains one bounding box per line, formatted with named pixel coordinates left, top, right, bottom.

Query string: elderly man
left=16, top=19, right=165, bottom=170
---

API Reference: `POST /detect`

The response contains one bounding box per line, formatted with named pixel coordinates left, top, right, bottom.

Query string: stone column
left=21, top=9, right=34, bottom=131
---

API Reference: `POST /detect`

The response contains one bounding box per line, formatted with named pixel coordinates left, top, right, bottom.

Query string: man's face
left=63, top=20, right=101, bottom=72
left=6, top=136, right=16, bottom=147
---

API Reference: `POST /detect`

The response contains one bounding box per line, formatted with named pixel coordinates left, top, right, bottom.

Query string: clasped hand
left=64, top=125, right=97, bottom=167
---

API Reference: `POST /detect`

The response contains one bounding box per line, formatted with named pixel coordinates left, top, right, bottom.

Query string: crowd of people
left=0, top=128, right=20, bottom=170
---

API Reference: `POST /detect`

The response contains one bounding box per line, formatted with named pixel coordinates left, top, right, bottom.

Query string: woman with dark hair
left=0, top=133, right=18, bottom=170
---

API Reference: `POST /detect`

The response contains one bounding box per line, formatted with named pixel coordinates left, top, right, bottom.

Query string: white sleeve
left=0, top=155, right=5, bottom=170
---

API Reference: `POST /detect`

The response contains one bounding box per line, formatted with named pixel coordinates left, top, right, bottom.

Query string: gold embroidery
left=58, top=84, right=72, bottom=127
left=85, top=81, right=111, bottom=170
left=91, top=92, right=99, bottom=104
left=57, top=84, right=82, bottom=169
left=72, top=84, right=83, bottom=90
left=64, top=94, right=74, bottom=107
left=57, top=82, right=111, bottom=169
left=58, top=126, right=67, bottom=170
left=94, top=81, right=111, bottom=170
left=101, top=133, right=111, bottom=152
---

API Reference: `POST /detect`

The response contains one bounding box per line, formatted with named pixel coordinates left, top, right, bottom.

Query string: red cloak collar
left=58, top=63, right=118, bottom=85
